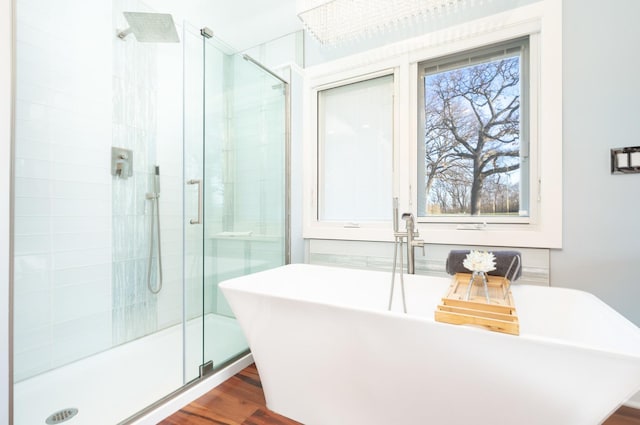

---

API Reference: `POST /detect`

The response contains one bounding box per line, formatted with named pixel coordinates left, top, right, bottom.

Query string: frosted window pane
left=318, top=75, right=393, bottom=221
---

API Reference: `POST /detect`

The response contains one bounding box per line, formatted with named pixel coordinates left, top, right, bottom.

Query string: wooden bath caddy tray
left=435, top=273, right=519, bottom=335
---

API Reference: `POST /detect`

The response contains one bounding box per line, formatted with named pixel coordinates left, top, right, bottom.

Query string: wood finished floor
left=159, top=364, right=300, bottom=425
left=161, top=364, right=640, bottom=425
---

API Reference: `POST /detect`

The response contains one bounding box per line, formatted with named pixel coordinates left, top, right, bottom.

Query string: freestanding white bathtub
left=220, top=264, right=640, bottom=425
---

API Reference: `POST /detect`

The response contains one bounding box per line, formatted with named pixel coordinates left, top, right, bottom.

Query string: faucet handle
left=413, top=238, right=425, bottom=256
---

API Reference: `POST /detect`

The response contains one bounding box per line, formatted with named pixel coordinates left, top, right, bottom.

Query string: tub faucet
left=389, top=199, right=426, bottom=314
left=401, top=213, right=424, bottom=274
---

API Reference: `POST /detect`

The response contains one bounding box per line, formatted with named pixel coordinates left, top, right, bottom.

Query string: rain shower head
left=117, top=12, right=180, bottom=43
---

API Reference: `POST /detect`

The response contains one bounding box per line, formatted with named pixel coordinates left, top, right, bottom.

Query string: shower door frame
left=4, top=0, right=15, bottom=423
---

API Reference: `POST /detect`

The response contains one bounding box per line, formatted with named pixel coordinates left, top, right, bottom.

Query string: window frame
left=302, top=1, right=562, bottom=248
left=303, top=66, right=401, bottom=242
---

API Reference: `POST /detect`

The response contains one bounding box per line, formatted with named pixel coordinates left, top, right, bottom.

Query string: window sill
left=303, top=221, right=561, bottom=248
left=418, top=223, right=561, bottom=248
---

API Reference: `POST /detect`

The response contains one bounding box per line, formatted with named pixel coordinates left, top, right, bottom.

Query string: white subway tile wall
left=13, top=0, right=185, bottom=381
left=13, top=0, right=113, bottom=381
left=308, top=239, right=550, bottom=287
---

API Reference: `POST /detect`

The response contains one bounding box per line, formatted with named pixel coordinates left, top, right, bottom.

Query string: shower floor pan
left=13, top=314, right=248, bottom=425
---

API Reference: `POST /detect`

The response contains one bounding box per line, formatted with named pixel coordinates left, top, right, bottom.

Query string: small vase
left=464, top=270, right=491, bottom=303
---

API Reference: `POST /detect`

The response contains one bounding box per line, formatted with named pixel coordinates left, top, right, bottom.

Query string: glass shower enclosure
left=184, top=25, right=289, bottom=383
left=11, top=5, right=288, bottom=424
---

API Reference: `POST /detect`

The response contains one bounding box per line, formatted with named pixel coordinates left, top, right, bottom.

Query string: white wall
left=550, top=0, right=640, bottom=326
left=242, top=32, right=306, bottom=264
left=1, top=0, right=13, bottom=420
left=289, top=66, right=305, bottom=264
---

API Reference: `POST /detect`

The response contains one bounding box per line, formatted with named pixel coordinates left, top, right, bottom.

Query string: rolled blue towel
left=445, top=250, right=522, bottom=281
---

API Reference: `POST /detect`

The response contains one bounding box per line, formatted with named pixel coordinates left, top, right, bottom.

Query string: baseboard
left=623, top=391, right=640, bottom=410
left=617, top=405, right=640, bottom=419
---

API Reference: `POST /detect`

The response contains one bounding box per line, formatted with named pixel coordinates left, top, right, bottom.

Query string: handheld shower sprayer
left=154, top=165, right=160, bottom=193
left=389, top=198, right=407, bottom=312
left=146, top=165, right=163, bottom=294
left=393, top=198, right=399, bottom=233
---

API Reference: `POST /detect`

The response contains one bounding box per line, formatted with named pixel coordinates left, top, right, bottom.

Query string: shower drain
left=45, top=408, right=78, bottom=424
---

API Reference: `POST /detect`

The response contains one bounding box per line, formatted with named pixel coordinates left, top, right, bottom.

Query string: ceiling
left=214, top=0, right=304, bottom=50
left=135, top=0, right=542, bottom=55
left=148, top=0, right=304, bottom=52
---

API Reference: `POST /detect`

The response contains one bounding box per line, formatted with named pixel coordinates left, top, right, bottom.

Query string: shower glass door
left=200, top=40, right=288, bottom=370
left=183, top=22, right=206, bottom=384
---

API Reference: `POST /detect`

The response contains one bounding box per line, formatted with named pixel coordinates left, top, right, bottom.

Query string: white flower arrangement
left=463, top=250, right=497, bottom=273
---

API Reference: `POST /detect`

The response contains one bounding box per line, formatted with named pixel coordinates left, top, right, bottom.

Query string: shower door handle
left=187, top=179, right=202, bottom=225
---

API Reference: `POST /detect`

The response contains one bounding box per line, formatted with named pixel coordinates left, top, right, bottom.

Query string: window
left=417, top=38, right=530, bottom=221
left=303, top=1, right=562, bottom=247
left=317, top=74, right=394, bottom=222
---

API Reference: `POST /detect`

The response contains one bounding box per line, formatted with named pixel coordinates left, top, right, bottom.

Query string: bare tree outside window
left=419, top=42, right=527, bottom=217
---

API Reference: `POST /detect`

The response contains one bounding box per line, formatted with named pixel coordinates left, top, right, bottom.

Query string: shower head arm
left=117, top=27, right=133, bottom=40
